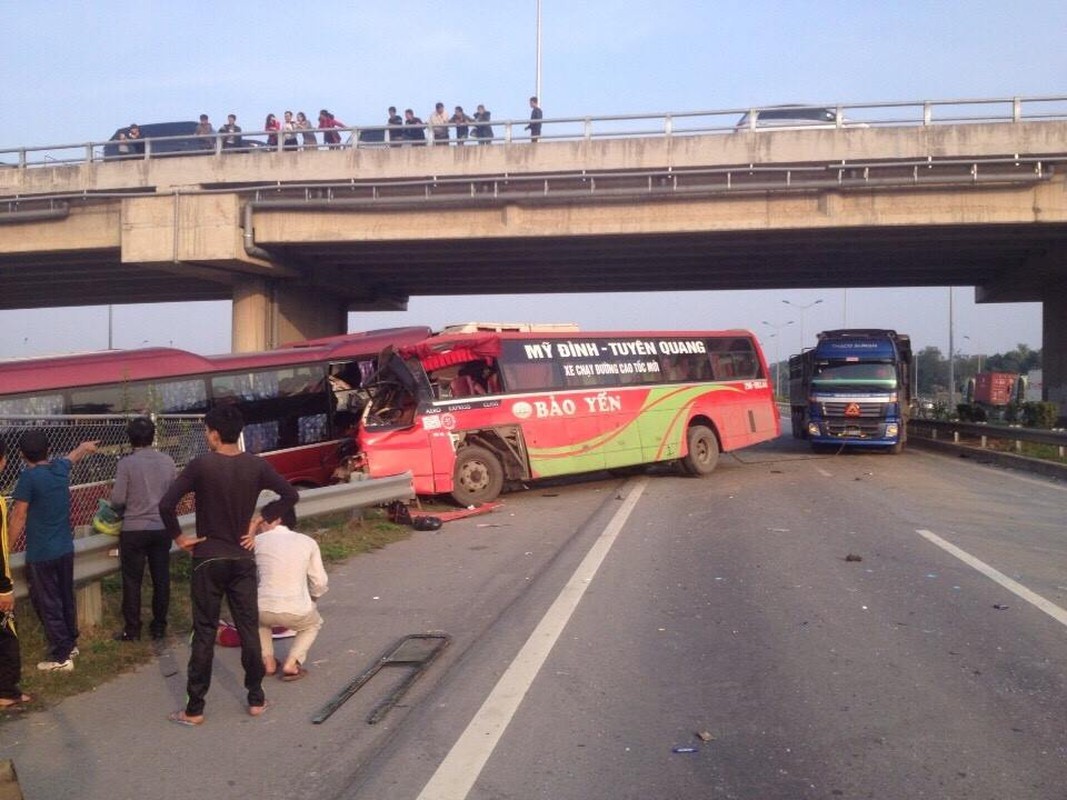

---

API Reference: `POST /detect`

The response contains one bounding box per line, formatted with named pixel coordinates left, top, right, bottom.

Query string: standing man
left=159, top=405, right=297, bottom=726
left=110, top=417, right=177, bottom=642
left=526, top=96, right=543, bottom=142
left=0, top=439, right=31, bottom=708
left=8, top=432, right=98, bottom=672
left=473, top=104, right=493, bottom=144
left=194, top=113, right=215, bottom=150
left=450, top=105, right=473, bottom=144
left=429, top=102, right=450, bottom=144
left=252, top=519, right=328, bottom=681
left=386, top=106, right=404, bottom=146
left=403, top=108, right=426, bottom=145
left=218, top=114, right=242, bottom=150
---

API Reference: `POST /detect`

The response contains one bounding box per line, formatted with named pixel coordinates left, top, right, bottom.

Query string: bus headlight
left=885, top=423, right=899, bottom=438
left=807, top=422, right=821, bottom=437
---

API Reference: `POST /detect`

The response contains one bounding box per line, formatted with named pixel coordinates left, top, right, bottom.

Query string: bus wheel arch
left=451, top=445, right=505, bottom=505
left=680, top=421, right=720, bottom=476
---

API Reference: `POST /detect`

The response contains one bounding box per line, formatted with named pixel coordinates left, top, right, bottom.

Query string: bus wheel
left=451, top=446, right=505, bottom=505
left=681, top=425, right=719, bottom=476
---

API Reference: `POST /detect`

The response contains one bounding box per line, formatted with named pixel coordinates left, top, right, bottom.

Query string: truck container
left=972, top=372, right=1019, bottom=406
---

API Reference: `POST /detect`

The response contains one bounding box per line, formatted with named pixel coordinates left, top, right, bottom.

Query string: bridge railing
left=3, top=95, right=1066, bottom=170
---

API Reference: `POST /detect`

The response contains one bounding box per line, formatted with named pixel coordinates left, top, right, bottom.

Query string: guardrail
left=3, top=95, right=1066, bottom=169
left=6, top=472, right=415, bottom=601
left=908, top=420, right=1067, bottom=480
left=910, top=419, right=1067, bottom=453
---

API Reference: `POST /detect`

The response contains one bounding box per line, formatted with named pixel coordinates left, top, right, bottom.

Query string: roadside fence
left=0, top=414, right=208, bottom=552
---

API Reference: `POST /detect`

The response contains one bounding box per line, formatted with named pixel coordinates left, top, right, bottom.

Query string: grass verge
left=3, top=508, right=411, bottom=720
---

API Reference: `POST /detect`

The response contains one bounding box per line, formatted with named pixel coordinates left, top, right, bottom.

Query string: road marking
left=916, top=528, right=1067, bottom=627
left=417, top=478, right=649, bottom=800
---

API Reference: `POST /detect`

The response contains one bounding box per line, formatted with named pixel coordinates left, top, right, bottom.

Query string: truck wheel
left=681, top=425, right=720, bottom=476
left=451, top=446, right=505, bottom=505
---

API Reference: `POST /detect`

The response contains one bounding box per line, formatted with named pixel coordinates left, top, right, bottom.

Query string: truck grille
left=821, top=401, right=886, bottom=419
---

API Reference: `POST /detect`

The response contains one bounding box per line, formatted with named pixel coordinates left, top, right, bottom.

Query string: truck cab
left=789, top=329, right=911, bottom=453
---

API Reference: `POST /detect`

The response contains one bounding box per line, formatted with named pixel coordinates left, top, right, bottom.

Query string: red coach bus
left=0, top=327, right=430, bottom=488
left=356, top=328, right=780, bottom=504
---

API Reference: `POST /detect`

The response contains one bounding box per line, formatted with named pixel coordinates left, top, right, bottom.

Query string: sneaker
left=37, top=659, right=74, bottom=672
left=70, top=647, right=80, bottom=658
left=113, top=631, right=140, bottom=642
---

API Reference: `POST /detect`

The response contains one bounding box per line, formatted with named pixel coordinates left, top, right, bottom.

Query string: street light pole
left=762, top=320, right=794, bottom=398
left=948, top=288, right=956, bottom=411
left=782, top=298, right=823, bottom=350
left=535, top=0, right=542, bottom=101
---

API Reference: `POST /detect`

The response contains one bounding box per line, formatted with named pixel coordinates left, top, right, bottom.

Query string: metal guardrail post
left=6, top=473, right=415, bottom=603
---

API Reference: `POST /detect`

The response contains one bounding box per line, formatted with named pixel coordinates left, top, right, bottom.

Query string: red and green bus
left=356, top=328, right=781, bottom=504
left=0, top=326, right=431, bottom=489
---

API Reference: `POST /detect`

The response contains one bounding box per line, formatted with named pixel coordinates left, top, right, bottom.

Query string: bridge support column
left=1042, top=284, right=1067, bottom=415
left=232, top=278, right=347, bottom=352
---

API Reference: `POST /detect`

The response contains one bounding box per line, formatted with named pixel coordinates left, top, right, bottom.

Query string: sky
left=3, top=1, right=1063, bottom=361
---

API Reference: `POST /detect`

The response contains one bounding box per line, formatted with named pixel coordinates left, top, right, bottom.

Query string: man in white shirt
left=252, top=521, right=328, bottom=681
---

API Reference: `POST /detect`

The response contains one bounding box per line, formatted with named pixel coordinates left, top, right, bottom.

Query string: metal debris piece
left=312, top=633, right=450, bottom=725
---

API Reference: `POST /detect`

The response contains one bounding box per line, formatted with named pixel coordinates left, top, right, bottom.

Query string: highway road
left=2, top=436, right=1065, bottom=800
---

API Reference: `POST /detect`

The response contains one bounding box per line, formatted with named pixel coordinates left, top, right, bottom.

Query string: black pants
left=119, top=528, right=171, bottom=638
left=186, top=557, right=264, bottom=716
left=0, top=611, right=22, bottom=700
left=26, top=552, right=78, bottom=662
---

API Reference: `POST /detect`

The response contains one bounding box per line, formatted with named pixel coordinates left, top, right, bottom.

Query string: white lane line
left=417, top=478, right=649, bottom=800
left=916, top=528, right=1067, bottom=627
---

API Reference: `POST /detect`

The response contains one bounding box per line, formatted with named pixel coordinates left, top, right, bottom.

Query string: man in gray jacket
left=110, top=417, right=177, bottom=641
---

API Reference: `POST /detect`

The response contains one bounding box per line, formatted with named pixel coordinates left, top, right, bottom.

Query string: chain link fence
left=1, top=414, right=208, bottom=552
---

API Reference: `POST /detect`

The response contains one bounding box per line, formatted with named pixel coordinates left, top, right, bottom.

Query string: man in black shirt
left=160, top=405, right=298, bottom=726
left=526, top=96, right=543, bottom=142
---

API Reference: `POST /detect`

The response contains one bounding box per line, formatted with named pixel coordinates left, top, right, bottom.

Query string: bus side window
left=502, top=362, right=562, bottom=391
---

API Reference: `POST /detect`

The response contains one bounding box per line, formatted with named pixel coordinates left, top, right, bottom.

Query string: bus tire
left=681, top=425, right=719, bottom=476
left=451, top=446, right=505, bottom=505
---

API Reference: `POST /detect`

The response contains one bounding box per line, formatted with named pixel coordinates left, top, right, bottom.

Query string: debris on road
left=845, top=553, right=863, bottom=562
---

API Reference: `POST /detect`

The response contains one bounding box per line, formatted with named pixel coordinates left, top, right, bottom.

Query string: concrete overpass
left=2, top=107, right=1067, bottom=404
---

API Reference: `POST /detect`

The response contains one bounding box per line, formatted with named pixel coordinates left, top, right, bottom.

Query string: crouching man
left=252, top=518, right=328, bottom=681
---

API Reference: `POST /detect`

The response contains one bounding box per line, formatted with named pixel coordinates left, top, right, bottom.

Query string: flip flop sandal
left=167, top=710, right=204, bottom=726
left=0, top=694, right=31, bottom=711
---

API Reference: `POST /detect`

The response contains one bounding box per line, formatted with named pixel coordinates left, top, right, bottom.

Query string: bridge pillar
left=1043, top=284, right=1067, bottom=414
left=232, top=279, right=347, bottom=352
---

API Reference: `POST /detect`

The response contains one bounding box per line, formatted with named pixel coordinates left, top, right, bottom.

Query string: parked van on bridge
left=103, top=121, right=262, bottom=158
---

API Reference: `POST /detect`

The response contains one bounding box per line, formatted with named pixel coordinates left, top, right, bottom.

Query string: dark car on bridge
left=103, top=121, right=262, bottom=159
